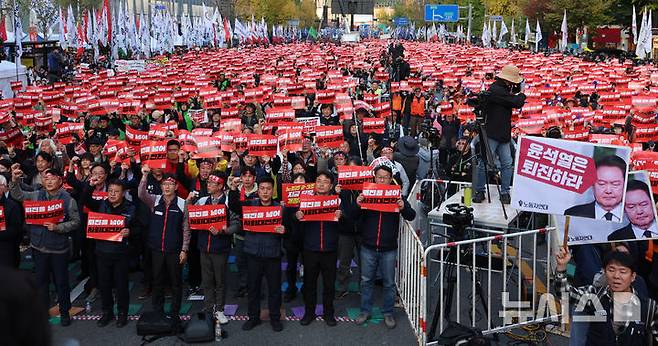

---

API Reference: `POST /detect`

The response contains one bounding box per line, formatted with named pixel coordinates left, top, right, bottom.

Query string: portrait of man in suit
left=564, top=155, right=627, bottom=222
left=608, top=179, right=657, bottom=242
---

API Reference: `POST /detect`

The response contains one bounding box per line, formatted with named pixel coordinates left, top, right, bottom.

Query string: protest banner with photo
left=511, top=136, right=631, bottom=219
left=247, top=134, right=278, bottom=157
left=630, top=150, right=658, bottom=195
left=337, top=165, right=374, bottom=190
left=554, top=171, right=658, bottom=245
left=242, top=206, right=282, bottom=233
left=360, top=183, right=401, bottom=213
left=188, top=204, right=227, bottom=231
left=299, top=195, right=340, bottom=221
left=362, top=118, right=386, bottom=134
left=282, top=183, right=316, bottom=207
left=278, top=129, right=304, bottom=152
left=86, top=212, right=125, bottom=242
left=0, top=206, right=5, bottom=231
left=24, top=200, right=65, bottom=225
left=140, top=141, right=168, bottom=169
left=315, top=126, right=344, bottom=148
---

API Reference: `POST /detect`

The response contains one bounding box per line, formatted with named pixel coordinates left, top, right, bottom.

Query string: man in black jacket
left=0, top=175, right=23, bottom=268
left=354, top=166, right=416, bottom=329
left=473, top=65, right=526, bottom=204
left=83, top=179, right=137, bottom=328
left=296, top=171, right=345, bottom=327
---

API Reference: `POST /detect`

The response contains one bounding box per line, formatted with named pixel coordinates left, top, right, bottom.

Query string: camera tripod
left=473, top=119, right=508, bottom=220
left=427, top=209, right=489, bottom=341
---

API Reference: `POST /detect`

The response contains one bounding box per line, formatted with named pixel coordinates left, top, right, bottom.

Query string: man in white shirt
left=609, top=179, right=657, bottom=241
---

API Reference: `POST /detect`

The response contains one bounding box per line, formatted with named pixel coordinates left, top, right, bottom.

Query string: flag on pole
left=510, top=18, right=516, bottom=44
left=632, top=5, right=638, bottom=45
left=13, top=2, right=22, bottom=61
left=535, top=19, right=542, bottom=52
left=0, top=16, right=7, bottom=42
left=524, top=18, right=530, bottom=45
left=498, top=20, right=508, bottom=45
left=492, top=20, right=497, bottom=45
left=481, top=20, right=490, bottom=47
left=645, top=10, right=652, bottom=57
left=560, top=10, right=568, bottom=51
left=636, top=8, right=648, bottom=59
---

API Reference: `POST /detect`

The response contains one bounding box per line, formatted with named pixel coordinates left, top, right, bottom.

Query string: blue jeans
left=475, top=137, right=513, bottom=195
left=360, top=246, right=397, bottom=315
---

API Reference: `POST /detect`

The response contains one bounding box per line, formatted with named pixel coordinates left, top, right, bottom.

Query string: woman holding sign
left=353, top=165, right=415, bottom=329
left=295, top=171, right=345, bottom=327
left=186, top=172, right=241, bottom=326
left=9, top=165, right=81, bottom=327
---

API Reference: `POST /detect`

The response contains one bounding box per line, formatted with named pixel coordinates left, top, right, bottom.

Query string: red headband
left=208, top=175, right=225, bottom=185
left=163, top=177, right=177, bottom=185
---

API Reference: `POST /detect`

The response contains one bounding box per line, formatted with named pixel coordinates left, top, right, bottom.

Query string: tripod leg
left=427, top=248, right=456, bottom=341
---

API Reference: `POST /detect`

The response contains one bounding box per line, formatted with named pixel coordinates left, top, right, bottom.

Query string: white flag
left=499, top=20, right=508, bottom=44
left=524, top=18, right=530, bottom=45
left=492, top=20, right=497, bottom=45
left=632, top=5, right=638, bottom=45
left=560, top=10, right=568, bottom=51
left=636, top=8, right=648, bottom=58
left=510, top=18, right=516, bottom=44
left=14, top=3, right=22, bottom=60
left=645, top=10, right=652, bottom=56
left=482, top=20, right=490, bottom=47
left=535, top=19, right=542, bottom=52
left=58, top=7, right=67, bottom=49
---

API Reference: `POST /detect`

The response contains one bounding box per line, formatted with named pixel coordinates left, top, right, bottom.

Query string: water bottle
left=85, top=301, right=92, bottom=314
left=215, top=321, right=222, bottom=342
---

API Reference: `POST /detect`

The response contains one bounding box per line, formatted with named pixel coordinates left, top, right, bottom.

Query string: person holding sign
left=240, top=176, right=286, bottom=333
left=353, top=165, right=415, bottom=329
left=186, top=172, right=240, bottom=326
left=82, top=179, right=137, bottom=328
left=0, top=175, right=23, bottom=268
left=9, top=165, right=81, bottom=327
left=138, top=165, right=191, bottom=323
left=295, top=171, right=344, bottom=327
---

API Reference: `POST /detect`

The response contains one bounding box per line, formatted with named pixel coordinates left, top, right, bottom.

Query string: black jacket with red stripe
left=194, top=194, right=241, bottom=254
left=355, top=199, right=416, bottom=252
left=299, top=196, right=347, bottom=252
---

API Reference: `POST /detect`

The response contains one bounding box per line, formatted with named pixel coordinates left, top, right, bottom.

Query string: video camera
left=442, top=203, right=474, bottom=240
left=419, top=118, right=441, bottom=148
left=465, top=91, right=491, bottom=123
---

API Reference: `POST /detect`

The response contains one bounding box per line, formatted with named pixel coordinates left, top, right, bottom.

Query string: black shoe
left=500, top=193, right=511, bottom=205
left=241, top=319, right=261, bottom=331
left=299, top=314, right=315, bottom=326
left=234, top=287, right=248, bottom=298
left=60, top=313, right=71, bottom=327
left=270, top=319, right=283, bottom=332
left=324, top=315, right=337, bottom=327
left=138, top=287, right=151, bottom=300
left=116, top=313, right=128, bottom=328
left=283, top=290, right=297, bottom=303
left=472, top=191, right=485, bottom=203
left=97, top=313, right=114, bottom=327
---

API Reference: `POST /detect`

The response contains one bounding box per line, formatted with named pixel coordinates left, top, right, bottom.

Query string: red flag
left=0, top=16, right=7, bottom=42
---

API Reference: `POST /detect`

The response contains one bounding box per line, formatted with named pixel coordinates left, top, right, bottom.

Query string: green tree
left=543, top=0, right=613, bottom=33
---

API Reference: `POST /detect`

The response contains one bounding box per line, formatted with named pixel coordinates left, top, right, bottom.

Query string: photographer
left=473, top=65, right=526, bottom=204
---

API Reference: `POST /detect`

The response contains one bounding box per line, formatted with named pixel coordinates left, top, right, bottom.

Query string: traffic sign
left=489, top=15, right=503, bottom=22
left=393, top=17, right=409, bottom=26
left=424, top=4, right=459, bottom=22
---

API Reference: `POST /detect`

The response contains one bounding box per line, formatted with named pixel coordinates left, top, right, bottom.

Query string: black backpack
left=180, top=312, right=216, bottom=343
left=136, top=312, right=180, bottom=345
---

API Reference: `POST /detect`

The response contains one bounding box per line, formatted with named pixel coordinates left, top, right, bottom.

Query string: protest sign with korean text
left=360, top=183, right=401, bottom=212
left=188, top=204, right=227, bottom=231
left=247, top=134, right=278, bottom=157
left=0, top=206, right=5, bottom=231
left=242, top=206, right=282, bottom=233
left=140, top=141, right=168, bottom=169
left=362, top=118, right=385, bottom=134
left=511, top=136, right=630, bottom=219
left=338, top=166, right=373, bottom=190
left=299, top=195, right=340, bottom=221
left=278, top=129, right=304, bottom=152
left=24, top=200, right=65, bottom=225
left=86, top=212, right=125, bottom=242
left=315, top=126, right=344, bottom=148
left=282, top=183, right=316, bottom=207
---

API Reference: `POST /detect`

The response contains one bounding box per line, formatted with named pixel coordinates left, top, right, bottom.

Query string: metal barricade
left=396, top=220, right=428, bottom=345
left=422, top=227, right=559, bottom=344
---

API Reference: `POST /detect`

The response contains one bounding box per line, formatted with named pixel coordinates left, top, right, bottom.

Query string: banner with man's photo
left=554, top=171, right=658, bottom=245
left=511, top=136, right=631, bottom=220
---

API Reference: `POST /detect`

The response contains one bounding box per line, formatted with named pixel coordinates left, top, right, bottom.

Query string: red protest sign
left=278, top=129, right=304, bottom=152
left=299, top=195, right=340, bottom=221
left=188, top=204, right=227, bottom=231
left=360, top=183, right=401, bottom=213
left=362, top=118, right=385, bottom=134
left=516, top=137, right=596, bottom=194
left=149, top=123, right=169, bottom=140
left=247, top=134, right=278, bottom=157
left=178, top=130, right=198, bottom=152
left=242, top=206, right=282, bottom=233
left=282, top=183, right=316, bottom=207
left=125, top=126, right=149, bottom=149
left=265, top=106, right=295, bottom=125
left=55, top=122, right=84, bottom=145
left=192, top=136, right=222, bottom=159
left=86, top=212, right=125, bottom=242
left=315, top=126, right=344, bottom=149
left=140, top=140, right=168, bottom=169
left=0, top=206, right=5, bottom=231
left=24, top=200, right=65, bottom=225
left=82, top=191, right=108, bottom=214
left=338, top=165, right=373, bottom=190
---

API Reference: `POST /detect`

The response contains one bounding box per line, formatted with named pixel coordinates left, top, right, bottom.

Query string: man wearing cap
left=138, top=165, right=190, bottom=322
left=473, top=65, right=526, bottom=204
left=187, top=171, right=240, bottom=326
left=9, top=165, right=81, bottom=326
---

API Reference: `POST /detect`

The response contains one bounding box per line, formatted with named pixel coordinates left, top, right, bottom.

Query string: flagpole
left=13, top=0, right=18, bottom=82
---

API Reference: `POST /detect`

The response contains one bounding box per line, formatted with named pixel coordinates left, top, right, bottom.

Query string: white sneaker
left=215, top=311, right=229, bottom=325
